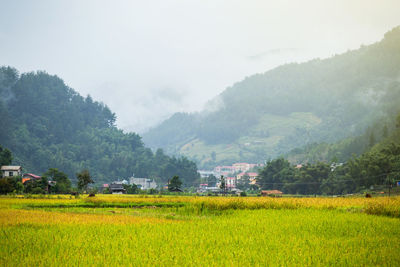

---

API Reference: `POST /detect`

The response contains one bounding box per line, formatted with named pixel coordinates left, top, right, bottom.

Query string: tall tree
left=77, top=169, right=94, bottom=192
left=42, top=168, right=71, bottom=193
left=168, top=175, right=182, bottom=192
left=237, top=174, right=250, bottom=191
left=207, top=174, right=217, bottom=187
left=0, top=145, right=12, bottom=166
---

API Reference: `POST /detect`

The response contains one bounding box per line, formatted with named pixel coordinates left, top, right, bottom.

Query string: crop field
left=1, top=195, right=400, bottom=266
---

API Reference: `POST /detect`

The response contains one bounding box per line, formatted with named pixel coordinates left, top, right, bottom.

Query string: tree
left=219, top=175, right=226, bottom=193
left=168, top=175, right=182, bottom=192
left=207, top=174, right=217, bottom=187
left=0, top=145, right=12, bottom=166
left=237, top=174, right=250, bottom=191
left=123, top=183, right=139, bottom=194
left=42, top=168, right=71, bottom=193
left=0, top=178, right=14, bottom=194
left=257, top=158, right=293, bottom=190
left=77, top=169, right=94, bottom=192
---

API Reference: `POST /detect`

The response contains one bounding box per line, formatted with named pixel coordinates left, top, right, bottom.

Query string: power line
left=190, top=169, right=400, bottom=187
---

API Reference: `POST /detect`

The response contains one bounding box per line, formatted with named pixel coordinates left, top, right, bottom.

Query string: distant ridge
left=143, top=26, right=400, bottom=169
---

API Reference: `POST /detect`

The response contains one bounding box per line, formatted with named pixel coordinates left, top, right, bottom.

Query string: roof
left=262, top=190, right=283, bottom=194
left=169, top=188, right=183, bottom=192
left=23, top=173, right=41, bottom=179
left=247, top=172, right=258, bottom=176
left=1, top=166, right=22, bottom=171
left=109, top=183, right=124, bottom=190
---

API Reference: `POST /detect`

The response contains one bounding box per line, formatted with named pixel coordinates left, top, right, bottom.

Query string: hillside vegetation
left=143, top=26, right=400, bottom=168
left=0, top=68, right=199, bottom=185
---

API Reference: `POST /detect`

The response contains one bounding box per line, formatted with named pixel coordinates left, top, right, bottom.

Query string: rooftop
left=23, top=173, right=41, bottom=179
left=1, top=166, right=22, bottom=171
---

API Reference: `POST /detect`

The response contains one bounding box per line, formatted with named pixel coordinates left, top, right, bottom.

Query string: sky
left=1, top=0, right=400, bottom=133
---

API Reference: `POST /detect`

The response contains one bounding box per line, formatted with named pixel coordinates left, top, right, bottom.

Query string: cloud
left=1, top=0, right=399, bottom=134
left=247, top=48, right=299, bottom=61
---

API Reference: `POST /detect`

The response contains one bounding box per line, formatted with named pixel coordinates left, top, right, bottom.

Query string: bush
left=31, top=187, right=45, bottom=194
left=240, top=192, right=247, bottom=197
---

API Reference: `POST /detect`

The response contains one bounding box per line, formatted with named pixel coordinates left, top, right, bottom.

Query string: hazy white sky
left=1, top=0, right=399, bottom=133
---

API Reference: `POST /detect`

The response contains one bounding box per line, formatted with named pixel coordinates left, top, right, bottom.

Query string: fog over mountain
left=143, top=27, right=400, bottom=168
left=1, top=0, right=400, bottom=133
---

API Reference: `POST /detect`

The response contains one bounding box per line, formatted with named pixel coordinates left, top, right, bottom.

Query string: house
left=1, top=166, right=22, bottom=178
left=236, top=172, right=258, bottom=184
left=101, top=184, right=109, bottom=193
left=261, top=190, right=283, bottom=197
left=129, top=177, right=157, bottom=190
left=233, top=163, right=251, bottom=172
left=169, top=187, right=183, bottom=192
left=214, top=166, right=235, bottom=176
left=247, top=172, right=258, bottom=185
left=198, top=170, right=216, bottom=178
left=226, top=177, right=236, bottom=189
left=109, top=182, right=126, bottom=194
left=22, top=173, right=41, bottom=184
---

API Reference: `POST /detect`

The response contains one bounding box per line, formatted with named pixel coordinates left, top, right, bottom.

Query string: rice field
left=1, top=195, right=400, bottom=266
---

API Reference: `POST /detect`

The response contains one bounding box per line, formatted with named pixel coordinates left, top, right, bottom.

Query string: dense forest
left=143, top=26, right=400, bottom=168
left=257, top=113, right=400, bottom=195
left=0, top=67, right=199, bottom=186
left=286, top=113, right=398, bottom=164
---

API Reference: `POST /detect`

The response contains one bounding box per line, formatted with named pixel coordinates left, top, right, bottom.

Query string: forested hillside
left=0, top=67, right=199, bottom=185
left=286, top=115, right=397, bottom=164
left=257, top=112, right=400, bottom=195
left=143, top=26, right=400, bottom=168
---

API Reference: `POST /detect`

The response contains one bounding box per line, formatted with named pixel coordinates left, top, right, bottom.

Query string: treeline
left=0, top=67, right=199, bottom=185
left=257, top=114, right=400, bottom=195
left=287, top=115, right=397, bottom=164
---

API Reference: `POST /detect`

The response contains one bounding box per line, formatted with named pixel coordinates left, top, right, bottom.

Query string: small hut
left=261, top=190, right=283, bottom=197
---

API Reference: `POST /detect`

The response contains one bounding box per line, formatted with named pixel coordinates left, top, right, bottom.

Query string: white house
left=1, top=166, right=22, bottom=177
left=129, top=177, right=157, bottom=190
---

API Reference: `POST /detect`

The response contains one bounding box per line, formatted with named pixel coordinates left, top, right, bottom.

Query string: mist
left=1, top=0, right=399, bottom=133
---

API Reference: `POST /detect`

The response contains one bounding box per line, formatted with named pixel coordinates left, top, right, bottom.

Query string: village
left=0, top=162, right=285, bottom=196
left=197, top=162, right=282, bottom=196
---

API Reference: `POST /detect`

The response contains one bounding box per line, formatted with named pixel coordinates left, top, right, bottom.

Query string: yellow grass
left=1, top=195, right=400, bottom=266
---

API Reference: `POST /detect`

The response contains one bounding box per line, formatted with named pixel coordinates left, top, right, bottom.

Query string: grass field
left=1, top=195, right=400, bottom=266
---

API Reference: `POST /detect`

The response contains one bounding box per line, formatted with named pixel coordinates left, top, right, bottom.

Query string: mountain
left=0, top=68, right=199, bottom=186
left=143, top=26, right=400, bottom=169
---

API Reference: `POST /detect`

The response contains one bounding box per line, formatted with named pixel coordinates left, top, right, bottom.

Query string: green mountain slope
left=0, top=68, right=199, bottom=186
left=143, top=26, right=400, bottom=168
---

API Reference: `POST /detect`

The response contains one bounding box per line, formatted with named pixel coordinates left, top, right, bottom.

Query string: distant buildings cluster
left=198, top=162, right=264, bottom=192
left=104, top=175, right=158, bottom=194
left=199, top=162, right=264, bottom=178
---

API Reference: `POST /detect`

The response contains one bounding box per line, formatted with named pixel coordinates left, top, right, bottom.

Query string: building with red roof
left=22, top=173, right=41, bottom=184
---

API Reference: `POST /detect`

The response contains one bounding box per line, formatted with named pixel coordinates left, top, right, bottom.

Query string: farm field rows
left=1, top=195, right=400, bottom=266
